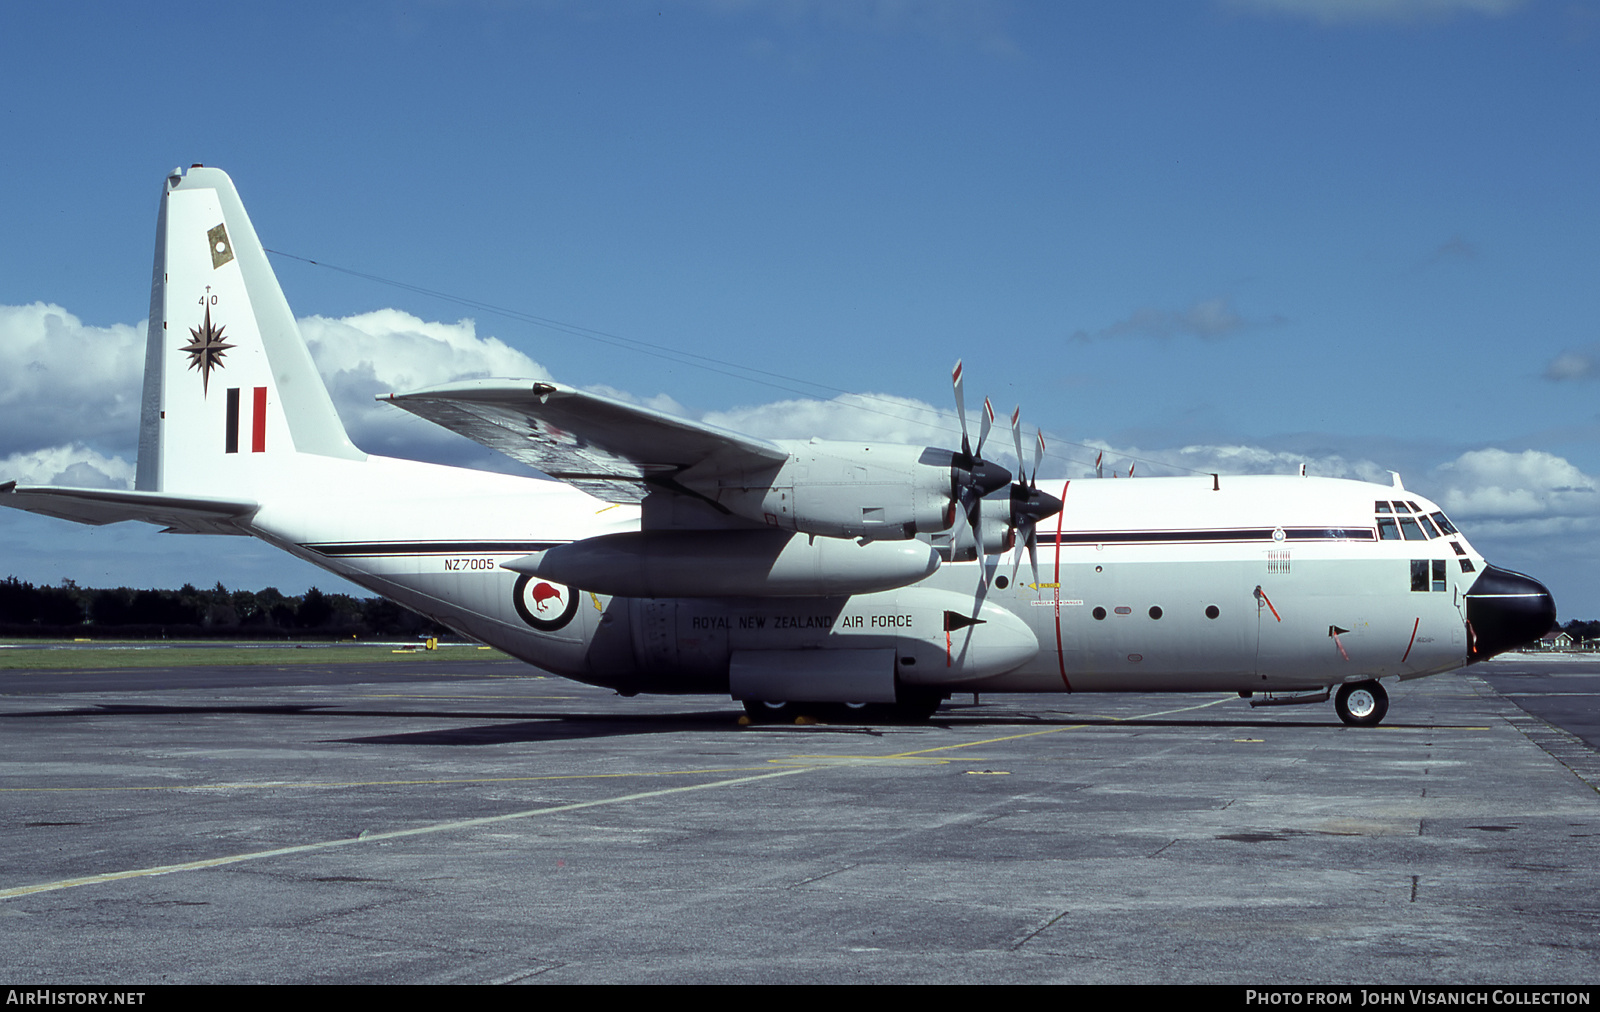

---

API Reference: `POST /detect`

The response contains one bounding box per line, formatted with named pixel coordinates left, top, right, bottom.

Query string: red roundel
left=513, top=574, right=580, bottom=631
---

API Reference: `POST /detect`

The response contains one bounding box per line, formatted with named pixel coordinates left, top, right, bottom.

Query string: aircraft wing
left=0, top=483, right=259, bottom=535
left=380, top=379, right=790, bottom=504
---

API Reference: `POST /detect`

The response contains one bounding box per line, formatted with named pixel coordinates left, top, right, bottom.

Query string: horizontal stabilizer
left=381, top=380, right=788, bottom=503
left=0, top=482, right=258, bottom=535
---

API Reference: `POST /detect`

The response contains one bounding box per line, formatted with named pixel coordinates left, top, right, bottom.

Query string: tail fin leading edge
left=135, top=165, right=362, bottom=495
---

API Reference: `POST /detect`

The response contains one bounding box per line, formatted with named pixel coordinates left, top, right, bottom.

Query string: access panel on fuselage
left=1043, top=551, right=1258, bottom=692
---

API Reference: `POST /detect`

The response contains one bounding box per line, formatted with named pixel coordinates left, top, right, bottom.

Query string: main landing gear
left=1334, top=680, right=1389, bottom=727
left=740, top=690, right=945, bottom=724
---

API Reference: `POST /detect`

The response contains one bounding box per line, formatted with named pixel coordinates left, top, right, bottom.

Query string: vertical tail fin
left=135, top=166, right=362, bottom=495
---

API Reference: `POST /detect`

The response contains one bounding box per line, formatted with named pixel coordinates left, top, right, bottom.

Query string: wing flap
left=381, top=380, right=789, bottom=504
left=0, top=482, right=259, bottom=535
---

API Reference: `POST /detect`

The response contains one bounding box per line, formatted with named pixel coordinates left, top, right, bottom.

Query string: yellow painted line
left=882, top=695, right=1236, bottom=759
left=347, top=693, right=580, bottom=700
left=886, top=724, right=1091, bottom=757
left=0, top=765, right=819, bottom=901
left=768, top=755, right=947, bottom=767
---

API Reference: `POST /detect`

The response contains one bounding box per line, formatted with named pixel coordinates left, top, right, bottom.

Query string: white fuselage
left=246, top=456, right=1480, bottom=698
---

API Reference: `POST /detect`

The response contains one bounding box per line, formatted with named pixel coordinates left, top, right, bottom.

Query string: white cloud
left=1, top=444, right=135, bottom=489
left=1430, top=448, right=1599, bottom=521
left=1055, top=440, right=1394, bottom=483
left=0, top=303, right=144, bottom=457
left=1544, top=348, right=1600, bottom=382
left=580, top=384, right=694, bottom=419
left=1069, top=297, right=1282, bottom=343
left=1226, top=0, right=1526, bottom=25
left=704, top=392, right=960, bottom=446
left=300, top=310, right=551, bottom=457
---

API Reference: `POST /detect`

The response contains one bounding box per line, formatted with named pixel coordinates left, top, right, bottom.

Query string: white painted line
left=0, top=765, right=817, bottom=901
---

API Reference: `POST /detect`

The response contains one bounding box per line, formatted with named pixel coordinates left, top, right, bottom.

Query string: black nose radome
left=1466, top=565, right=1557, bottom=662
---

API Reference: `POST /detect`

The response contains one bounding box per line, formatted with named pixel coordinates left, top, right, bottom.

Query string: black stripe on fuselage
left=1039, top=527, right=1375, bottom=546
left=302, top=541, right=566, bottom=558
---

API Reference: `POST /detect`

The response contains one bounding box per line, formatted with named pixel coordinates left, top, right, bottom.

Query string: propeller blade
left=977, top=397, right=994, bottom=459
left=1009, top=520, right=1026, bottom=586
left=951, top=360, right=970, bottom=457
left=1027, top=526, right=1041, bottom=588
left=968, top=490, right=987, bottom=591
left=1010, top=406, right=1024, bottom=481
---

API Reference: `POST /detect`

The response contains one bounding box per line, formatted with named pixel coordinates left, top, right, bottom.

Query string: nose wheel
left=1334, top=680, right=1388, bottom=727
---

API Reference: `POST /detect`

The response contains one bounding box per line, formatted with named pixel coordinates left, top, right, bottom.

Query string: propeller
left=1006, top=406, right=1064, bottom=588
left=944, top=362, right=1063, bottom=590
left=948, top=361, right=1011, bottom=545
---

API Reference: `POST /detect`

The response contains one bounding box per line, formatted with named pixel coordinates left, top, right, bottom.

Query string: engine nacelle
left=677, top=440, right=966, bottom=540
left=505, top=529, right=941, bottom=598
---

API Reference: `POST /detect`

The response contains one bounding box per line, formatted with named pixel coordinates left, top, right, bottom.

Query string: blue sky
left=3, top=0, right=1600, bottom=615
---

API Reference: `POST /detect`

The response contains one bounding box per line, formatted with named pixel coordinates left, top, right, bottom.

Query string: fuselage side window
left=1432, top=559, right=1447, bottom=591
left=1411, top=559, right=1429, bottom=592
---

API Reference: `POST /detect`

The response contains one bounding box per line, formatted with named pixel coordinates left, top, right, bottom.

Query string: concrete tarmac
left=1, top=654, right=1597, bottom=984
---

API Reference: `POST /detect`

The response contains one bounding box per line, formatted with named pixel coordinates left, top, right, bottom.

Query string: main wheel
left=1334, top=680, right=1388, bottom=727
left=891, top=689, right=944, bottom=722
left=742, top=699, right=797, bottom=723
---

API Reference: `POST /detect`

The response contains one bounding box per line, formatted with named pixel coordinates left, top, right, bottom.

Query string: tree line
left=0, top=576, right=450, bottom=639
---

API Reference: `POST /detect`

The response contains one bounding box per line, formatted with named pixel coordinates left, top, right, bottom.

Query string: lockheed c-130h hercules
left=0, top=166, right=1558, bottom=726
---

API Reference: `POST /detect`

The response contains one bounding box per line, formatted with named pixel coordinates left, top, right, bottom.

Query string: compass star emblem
left=180, top=304, right=234, bottom=396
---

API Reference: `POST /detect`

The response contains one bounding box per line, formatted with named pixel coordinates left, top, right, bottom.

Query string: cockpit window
left=1417, top=515, right=1441, bottom=539
left=1392, top=501, right=1412, bottom=513
left=1431, top=511, right=1458, bottom=535
left=1378, top=518, right=1400, bottom=540
left=1399, top=518, right=1426, bottom=540
left=1407, top=501, right=1423, bottom=513
left=1375, top=501, right=1392, bottom=513
left=1413, top=559, right=1451, bottom=591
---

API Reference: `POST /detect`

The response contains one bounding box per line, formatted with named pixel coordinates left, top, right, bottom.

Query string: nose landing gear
left=1334, top=680, right=1389, bottom=727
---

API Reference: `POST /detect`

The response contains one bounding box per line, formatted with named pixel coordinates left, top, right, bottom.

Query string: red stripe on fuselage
left=1401, top=616, right=1420, bottom=663
left=1054, top=480, right=1071, bottom=691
